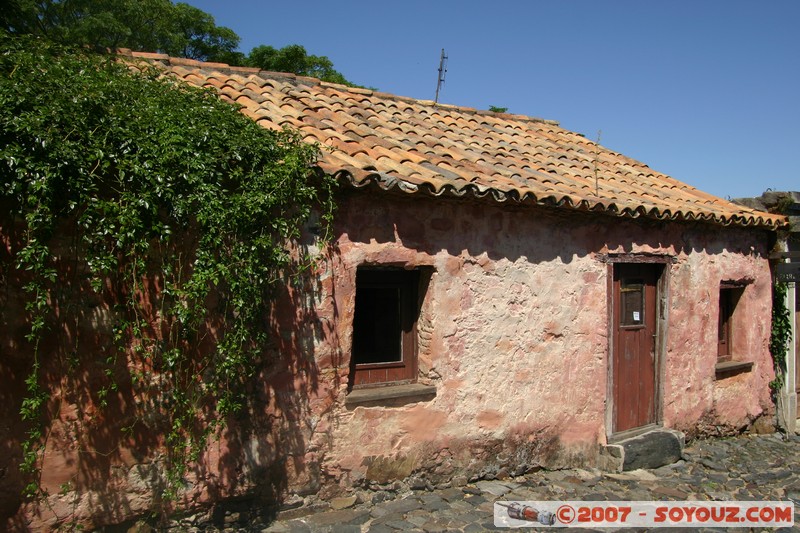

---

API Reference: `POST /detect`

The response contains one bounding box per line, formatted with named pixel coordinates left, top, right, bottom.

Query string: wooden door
left=613, top=263, right=658, bottom=433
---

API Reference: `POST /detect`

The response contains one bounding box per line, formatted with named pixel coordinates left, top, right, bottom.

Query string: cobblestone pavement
left=172, top=433, right=800, bottom=532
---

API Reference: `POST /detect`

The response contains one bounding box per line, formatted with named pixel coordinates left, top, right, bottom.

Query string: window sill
left=345, top=383, right=437, bottom=408
left=715, top=360, right=754, bottom=378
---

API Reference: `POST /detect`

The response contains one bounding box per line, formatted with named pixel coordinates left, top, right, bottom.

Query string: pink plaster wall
left=309, top=192, right=775, bottom=488
left=0, top=191, right=777, bottom=528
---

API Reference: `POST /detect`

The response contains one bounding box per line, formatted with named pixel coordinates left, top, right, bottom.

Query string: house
left=135, top=48, right=787, bottom=491
left=4, top=50, right=789, bottom=528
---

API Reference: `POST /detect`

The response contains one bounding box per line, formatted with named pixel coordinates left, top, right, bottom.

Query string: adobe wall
left=0, top=216, right=305, bottom=530
left=308, top=191, right=775, bottom=491
left=1, top=191, right=776, bottom=529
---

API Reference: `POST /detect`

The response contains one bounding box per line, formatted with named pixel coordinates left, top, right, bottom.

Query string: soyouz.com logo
left=494, top=501, right=794, bottom=528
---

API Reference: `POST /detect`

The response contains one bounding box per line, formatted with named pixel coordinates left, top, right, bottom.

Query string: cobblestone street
left=159, top=432, right=800, bottom=532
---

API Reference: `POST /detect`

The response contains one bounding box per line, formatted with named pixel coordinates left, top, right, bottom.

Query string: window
left=349, top=268, right=421, bottom=389
left=715, top=281, right=755, bottom=377
left=717, top=283, right=744, bottom=362
left=620, top=278, right=645, bottom=327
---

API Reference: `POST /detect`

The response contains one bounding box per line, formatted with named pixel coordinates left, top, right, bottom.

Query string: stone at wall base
left=600, top=429, right=684, bottom=472
left=598, top=444, right=623, bottom=473
left=750, top=413, right=778, bottom=435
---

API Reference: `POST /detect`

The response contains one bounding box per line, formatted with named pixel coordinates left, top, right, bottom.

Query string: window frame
left=619, top=277, right=646, bottom=329
left=717, top=287, right=734, bottom=362
left=717, top=282, right=745, bottom=362
left=714, top=281, right=756, bottom=378
left=349, top=268, right=421, bottom=389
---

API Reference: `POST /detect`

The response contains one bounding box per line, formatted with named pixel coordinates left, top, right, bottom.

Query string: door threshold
left=608, top=423, right=660, bottom=444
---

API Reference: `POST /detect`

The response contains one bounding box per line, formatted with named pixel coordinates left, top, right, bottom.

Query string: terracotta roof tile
left=122, top=50, right=787, bottom=230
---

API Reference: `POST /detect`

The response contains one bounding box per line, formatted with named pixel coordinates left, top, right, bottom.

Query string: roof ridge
left=119, top=49, right=560, bottom=127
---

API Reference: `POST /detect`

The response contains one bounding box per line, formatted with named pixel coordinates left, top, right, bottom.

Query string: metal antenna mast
left=434, top=49, right=448, bottom=105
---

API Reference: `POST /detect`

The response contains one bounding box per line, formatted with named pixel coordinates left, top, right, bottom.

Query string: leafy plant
left=2, top=0, right=362, bottom=85
left=0, top=31, right=335, bottom=503
left=1, top=0, right=242, bottom=63
left=247, top=44, right=355, bottom=86
left=769, top=281, right=791, bottom=394
left=489, top=105, right=508, bottom=113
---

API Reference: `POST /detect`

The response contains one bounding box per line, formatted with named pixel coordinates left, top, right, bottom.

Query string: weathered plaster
left=1, top=191, right=777, bottom=528
left=307, top=193, right=775, bottom=489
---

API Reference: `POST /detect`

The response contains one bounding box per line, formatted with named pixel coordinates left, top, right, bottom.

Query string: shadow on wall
left=337, top=189, right=768, bottom=265
left=198, top=249, right=343, bottom=513
left=0, top=214, right=338, bottom=529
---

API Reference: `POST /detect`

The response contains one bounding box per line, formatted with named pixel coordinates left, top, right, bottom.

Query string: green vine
left=769, top=281, right=792, bottom=394
left=0, top=32, right=335, bottom=506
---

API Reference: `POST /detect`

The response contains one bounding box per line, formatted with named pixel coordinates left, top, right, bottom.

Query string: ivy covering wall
left=0, top=31, right=335, bottom=503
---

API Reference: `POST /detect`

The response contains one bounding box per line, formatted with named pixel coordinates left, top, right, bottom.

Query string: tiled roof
left=123, top=51, right=787, bottom=230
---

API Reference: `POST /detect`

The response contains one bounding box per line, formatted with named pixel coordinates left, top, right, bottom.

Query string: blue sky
left=184, top=0, right=799, bottom=200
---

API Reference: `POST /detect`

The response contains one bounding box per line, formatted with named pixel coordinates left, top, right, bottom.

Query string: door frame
left=605, top=255, right=671, bottom=441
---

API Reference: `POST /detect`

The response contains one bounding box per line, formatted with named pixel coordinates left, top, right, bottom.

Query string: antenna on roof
left=434, top=49, right=448, bottom=105
left=594, top=130, right=602, bottom=197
